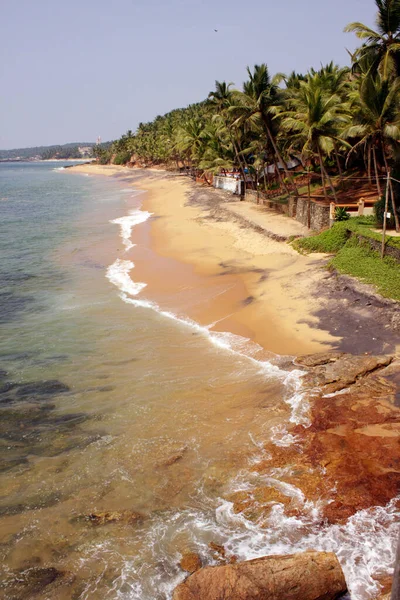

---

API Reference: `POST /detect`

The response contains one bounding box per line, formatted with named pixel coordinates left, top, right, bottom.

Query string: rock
left=172, top=551, right=347, bottom=600
left=85, top=510, right=143, bottom=526
left=373, top=574, right=392, bottom=597
left=209, top=542, right=226, bottom=561
left=243, top=356, right=400, bottom=524
left=157, top=447, right=187, bottom=468
left=226, top=486, right=292, bottom=522
left=301, top=353, right=392, bottom=393
left=15, top=380, right=70, bottom=399
left=295, top=352, right=345, bottom=368
left=180, top=553, right=202, bottom=573
left=4, top=567, right=74, bottom=598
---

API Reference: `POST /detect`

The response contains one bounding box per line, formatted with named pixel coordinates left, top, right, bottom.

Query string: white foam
left=119, top=292, right=304, bottom=389
left=106, top=260, right=146, bottom=297
left=85, top=493, right=398, bottom=600
left=111, top=209, right=152, bottom=250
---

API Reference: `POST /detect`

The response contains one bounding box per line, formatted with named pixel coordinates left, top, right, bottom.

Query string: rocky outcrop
left=299, top=353, right=393, bottom=393
left=173, top=551, right=347, bottom=600
left=229, top=353, right=400, bottom=524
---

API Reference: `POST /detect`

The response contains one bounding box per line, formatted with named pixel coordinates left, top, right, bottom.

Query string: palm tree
left=344, top=71, right=400, bottom=230
left=230, top=64, right=298, bottom=195
left=279, top=77, right=351, bottom=202
left=345, top=0, right=400, bottom=80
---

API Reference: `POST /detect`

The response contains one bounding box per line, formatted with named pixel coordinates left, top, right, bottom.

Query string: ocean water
left=0, top=162, right=398, bottom=599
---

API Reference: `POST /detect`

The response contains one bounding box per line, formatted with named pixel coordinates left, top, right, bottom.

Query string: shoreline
left=68, top=163, right=400, bottom=357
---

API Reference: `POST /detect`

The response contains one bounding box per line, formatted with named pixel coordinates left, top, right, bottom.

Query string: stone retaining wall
left=351, top=232, right=400, bottom=262
left=295, top=197, right=331, bottom=231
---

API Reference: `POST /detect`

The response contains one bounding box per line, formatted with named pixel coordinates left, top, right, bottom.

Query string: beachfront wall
left=213, top=175, right=241, bottom=195
left=295, top=197, right=331, bottom=231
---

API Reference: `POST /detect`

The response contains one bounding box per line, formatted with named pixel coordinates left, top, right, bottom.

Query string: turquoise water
left=0, top=162, right=397, bottom=599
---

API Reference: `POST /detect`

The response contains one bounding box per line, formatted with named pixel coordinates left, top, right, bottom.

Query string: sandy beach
left=69, top=163, right=400, bottom=357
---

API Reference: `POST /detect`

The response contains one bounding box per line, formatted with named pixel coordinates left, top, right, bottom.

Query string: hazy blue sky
left=1, top=0, right=376, bottom=149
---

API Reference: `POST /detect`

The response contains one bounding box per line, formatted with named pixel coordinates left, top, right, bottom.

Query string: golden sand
left=69, top=164, right=338, bottom=355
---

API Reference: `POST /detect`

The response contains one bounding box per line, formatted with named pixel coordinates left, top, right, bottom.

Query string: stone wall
left=295, top=197, right=331, bottom=231
left=351, top=232, right=400, bottom=262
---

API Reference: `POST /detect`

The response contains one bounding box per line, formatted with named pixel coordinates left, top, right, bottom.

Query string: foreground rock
left=180, top=552, right=202, bottom=573
left=173, top=551, right=347, bottom=600
left=229, top=353, right=400, bottom=524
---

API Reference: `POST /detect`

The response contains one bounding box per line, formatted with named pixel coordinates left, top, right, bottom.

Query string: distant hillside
left=0, top=142, right=95, bottom=161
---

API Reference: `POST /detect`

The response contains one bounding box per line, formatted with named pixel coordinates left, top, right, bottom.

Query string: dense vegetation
left=96, top=0, right=400, bottom=229
left=0, top=143, right=95, bottom=161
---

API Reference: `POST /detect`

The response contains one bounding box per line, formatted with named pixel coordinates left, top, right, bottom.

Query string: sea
left=0, top=161, right=398, bottom=599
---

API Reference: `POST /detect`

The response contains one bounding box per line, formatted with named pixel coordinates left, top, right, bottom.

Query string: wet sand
left=70, top=164, right=342, bottom=356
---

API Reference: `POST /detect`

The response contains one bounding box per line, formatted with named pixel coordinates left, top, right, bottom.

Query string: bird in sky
left=214, top=29, right=218, bottom=32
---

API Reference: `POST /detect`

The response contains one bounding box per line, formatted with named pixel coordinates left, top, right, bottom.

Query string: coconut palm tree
left=208, top=80, right=260, bottom=186
left=345, top=0, right=400, bottom=80
left=230, top=64, right=298, bottom=195
left=344, top=71, right=400, bottom=229
left=279, top=77, right=351, bottom=202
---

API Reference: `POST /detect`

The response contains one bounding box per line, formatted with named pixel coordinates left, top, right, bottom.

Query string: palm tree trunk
left=307, top=167, right=312, bottom=229
left=318, top=147, right=337, bottom=201
left=381, top=143, right=400, bottom=232
left=381, top=172, right=390, bottom=258
left=261, top=116, right=298, bottom=196
left=228, top=125, right=248, bottom=188
left=389, top=178, right=400, bottom=232
left=334, top=143, right=343, bottom=182
left=273, top=156, right=290, bottom=195
left=317, top=148, right=329, bottom=202
left=367, top=144, right=372, bottom=184
left=373, top=145, right=382, bottom=197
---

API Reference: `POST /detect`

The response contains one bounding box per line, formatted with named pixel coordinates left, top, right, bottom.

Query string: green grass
left=293, top=217, right=400, bottom=301
left=294, top=217, right=400, bottom=253
left=331, top=238, right=400, bottom=301
left=293, top=224, right=349, bottom=253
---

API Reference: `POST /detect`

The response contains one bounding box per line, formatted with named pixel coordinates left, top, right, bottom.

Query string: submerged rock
left=85, top=510, right=143, bottom=526
left=180, top=552, right=202, bottom=573
left=173, top=551, right=347, bottom=600
left=157, top=447, right=187, bottom=468
left=15, top=380, right=70, bottom=399
left=3, top=566, right=74, bottom=599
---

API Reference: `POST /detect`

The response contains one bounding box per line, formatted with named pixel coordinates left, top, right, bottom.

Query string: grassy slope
left=293, top=218, right=400, bottom=301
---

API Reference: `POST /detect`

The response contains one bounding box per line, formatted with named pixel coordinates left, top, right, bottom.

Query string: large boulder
left=173, top=551, right=347, bottom=600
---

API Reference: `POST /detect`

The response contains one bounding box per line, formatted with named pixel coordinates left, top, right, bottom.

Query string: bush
left=113, top=151, right=131, bottom=165
left=374, top=194, right=397, bottom=229
left=335, top=207, right=350, bottom=222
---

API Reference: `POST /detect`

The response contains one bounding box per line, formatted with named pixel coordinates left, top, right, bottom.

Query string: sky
left=1, top=0, right=377, bottom=149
